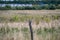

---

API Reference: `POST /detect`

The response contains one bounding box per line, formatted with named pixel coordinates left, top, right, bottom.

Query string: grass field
left=0, top=10, right=60, bottom=40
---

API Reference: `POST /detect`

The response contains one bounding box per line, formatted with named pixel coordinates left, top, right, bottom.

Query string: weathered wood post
left=29, top=20, right=33, bottom=40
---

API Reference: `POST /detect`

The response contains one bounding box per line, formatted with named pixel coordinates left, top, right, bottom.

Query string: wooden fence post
left=29, top=20, right=33, bottom=40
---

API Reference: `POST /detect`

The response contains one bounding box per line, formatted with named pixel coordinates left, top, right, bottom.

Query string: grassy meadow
left=0, top=10, right=60, bottom=40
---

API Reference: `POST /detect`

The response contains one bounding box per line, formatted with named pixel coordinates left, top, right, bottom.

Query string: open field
left=0, top=10, right=60, bottom=18
left=0, top=10, right=60, bottom=40
left=0, top=10, right=60, bottom=15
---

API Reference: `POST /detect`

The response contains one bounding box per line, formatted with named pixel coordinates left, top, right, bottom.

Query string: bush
left=21, top=27, right=29, bottom=33
left=52, top=15, right=60, bottom=20
left=42, top=4, right=49, bottom=9
left=32, top=5, right=42, bottom=10
left=0, top=27, right=19, bottom=36
left=10, top=15, right=19, bottom=22
left=24, top=6, right=34, bottom=10
left=56, top=5, right=60, bottom=9
left=0, top=17, right=7, bottom=22
left=42, top=17, right=51, bottom=23
left=4, top=5, right=11, bottom=10
left=48, top=4, right=56, bottom=10
left=36, top=28, right=42, bottom=35
left=15, top=6, right=25, bottom=10
left=0, top=4, right=58, bottom=10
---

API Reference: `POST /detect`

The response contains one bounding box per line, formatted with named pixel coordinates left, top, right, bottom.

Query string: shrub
left=52, top=15, right=60, bottom=20
left=36, top=28, right=42, bottom=35
left=10, top=15, right=19, bottom=22
left=43, top=17, right=51, bottom=23
left=48, top=27, right=56, bottom=33
left=11, top=27, right=20, bottom=33
left=44, top=27, right=48, bottom=33
left=43, top=4, right=49, bottom=9
left=48, top=4, right=56, bottom=10
left=0, top=17, right=7, bottom=22
left=0, top=4, right=58, bottom=10
left=21, top=27, right=29, bottom=34
left=0, top=27, right=20, bottom=36
left=4, top=5, right=11, bottom=10
left=35, top=18, right=40, bottom=25
left=19, top=16, right=26, bottom=22
left=56, top=5, right=60, bottom=9
left=24, top=6, right=34, bottom=10
left=15, top=6, right=25, bottom=10
left=32, top=5, right=42, bottom=10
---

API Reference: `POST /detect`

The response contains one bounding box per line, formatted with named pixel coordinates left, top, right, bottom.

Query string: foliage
left=43, top=17, right=51, bottom=23
left=0, top=14, right=60, bottom=22
left=48, top=4, right=56, bottom=10
left=56, top=5, right=60, bottom=9
left=21, top=27, right=29, bottom=33
left=34, top=16, right=41, bottom=25
left=4, top=5, right=11, bottom=10
left=52, top=15, right=60, bottom=20
left=0, top=17, right=6, bottom=22
left=10, top=15, right=19, bottom=22
left=0, top=27, right=20, bottom=36
left=36, top=28, right=42, bottom=35
left=36, top=27, right=58, bottom=35
left=0, top=4, right=60, bottom=10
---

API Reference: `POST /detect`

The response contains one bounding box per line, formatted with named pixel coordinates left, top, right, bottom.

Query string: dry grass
left=0, top=10, right=60, bottom=40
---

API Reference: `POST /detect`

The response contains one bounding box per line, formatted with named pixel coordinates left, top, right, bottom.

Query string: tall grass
left=0, top=14, right=60, bottom=23
left=0, top=24, right=60, bottom=40
left=35, top=27, right=60, bottom=40
left=0, top=14, right=60, bottom=40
